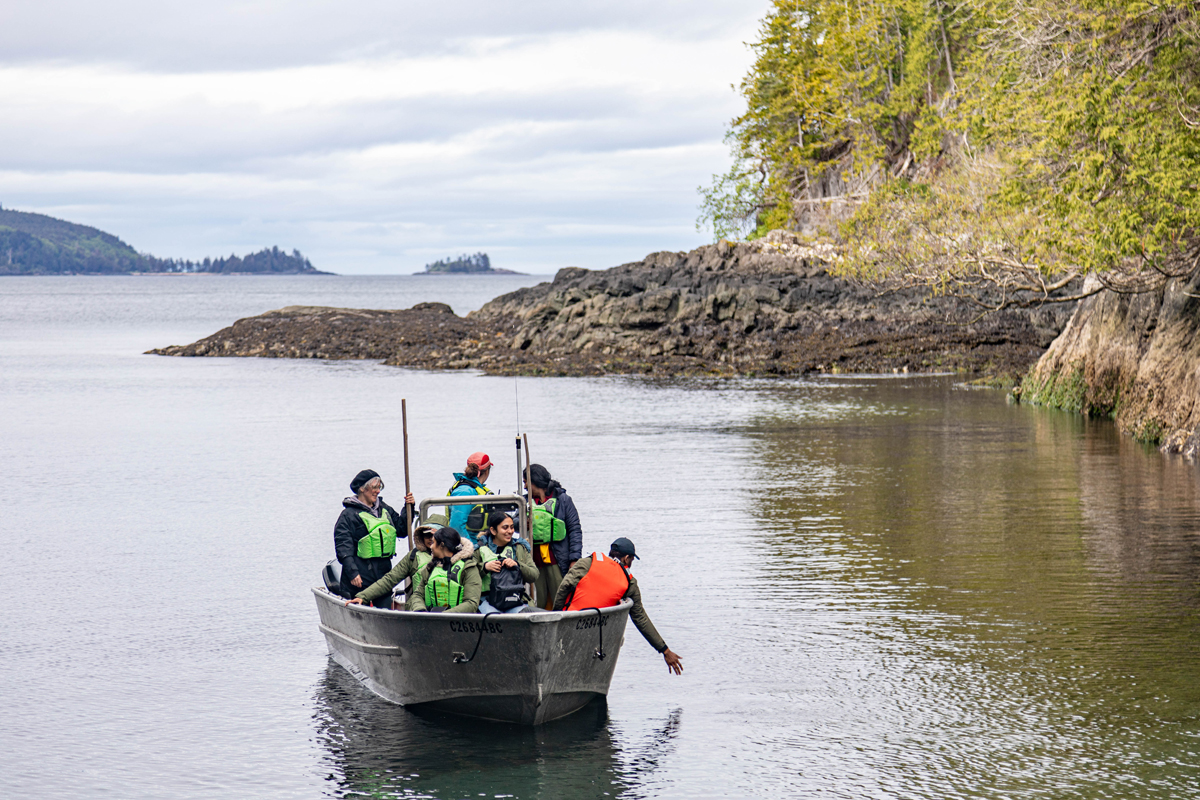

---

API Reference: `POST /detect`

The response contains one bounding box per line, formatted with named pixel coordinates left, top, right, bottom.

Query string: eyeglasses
left=362, top=481, right=383, bottom=492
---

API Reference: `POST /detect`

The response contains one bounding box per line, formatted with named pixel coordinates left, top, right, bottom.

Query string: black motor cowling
left=322, top=559, right=349, bottom=597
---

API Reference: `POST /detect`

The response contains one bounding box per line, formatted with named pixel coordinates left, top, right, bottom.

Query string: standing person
left=477, top=511, right=538, bottom=613
left=333, top=469, right=414, bottom=607
left=554, top=537, right=683, bottom=675
left=526, top=463, right=582, bottom=610
left=346, top=524, right=438, bottom=610
left=411, top=527, right=481, bottom=613
left=447, top=452, right=494, bottom=547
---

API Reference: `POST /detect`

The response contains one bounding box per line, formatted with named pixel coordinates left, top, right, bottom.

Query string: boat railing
left=418, top=494, right=532, bottom=539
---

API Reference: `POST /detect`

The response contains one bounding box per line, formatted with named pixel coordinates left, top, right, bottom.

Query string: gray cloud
left=0, top=3, right=764, bottom=274
left=1, top=1, right=760, bottom=69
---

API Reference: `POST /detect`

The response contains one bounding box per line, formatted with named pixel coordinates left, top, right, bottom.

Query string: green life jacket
left=424, top=560, right=466, bottom=608
left=412, top=549, right=433, bottom=574
left=478, top=543, right=517, bottom=592
left=448, top=479, right=492, bottom=533
left=356, top=508, right=397, bottom=559
left=531, top=497, right=566, bottom=544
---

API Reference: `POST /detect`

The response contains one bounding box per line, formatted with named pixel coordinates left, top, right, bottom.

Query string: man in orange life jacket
left=553, top=537, right=683, bottom=675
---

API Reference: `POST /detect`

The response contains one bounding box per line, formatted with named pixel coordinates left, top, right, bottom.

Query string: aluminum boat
left=315, top=493, right=631, bottom=724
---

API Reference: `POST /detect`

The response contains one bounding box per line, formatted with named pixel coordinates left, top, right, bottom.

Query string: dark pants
left=340, top=555, right=394, bottom=603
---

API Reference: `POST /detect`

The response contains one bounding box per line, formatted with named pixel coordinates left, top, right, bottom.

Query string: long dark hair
left=434, top=527, right=462, bottom=554
left=527, top=464, right=563, bottom=495
left=487, top=510, right=513, bottom=531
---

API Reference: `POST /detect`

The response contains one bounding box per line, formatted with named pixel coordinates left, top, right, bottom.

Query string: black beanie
left=350, top=469, right=380, bottom=494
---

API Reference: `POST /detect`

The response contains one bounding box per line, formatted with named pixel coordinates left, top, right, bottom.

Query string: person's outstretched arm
left=625, top=576, right=682, bottom=674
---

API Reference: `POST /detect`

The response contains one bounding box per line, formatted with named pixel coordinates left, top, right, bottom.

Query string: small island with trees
left=419, top=252, right=522, bottom=275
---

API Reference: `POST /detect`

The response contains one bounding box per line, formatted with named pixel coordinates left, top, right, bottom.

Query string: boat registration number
left=575, top=616, right=607, bottom=630
left=449, top=620, right=503, bottom=634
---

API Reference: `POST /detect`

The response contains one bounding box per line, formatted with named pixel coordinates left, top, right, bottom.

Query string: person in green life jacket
left=477, top=511, right=539, bottom=613
left=345, top=524, right=438, bottom=610
left=447, top=452, right=494, bottom=547
left=333, top=469, right=414, bottom=606
left=411, top=527, right=481, bottom=613
left=525, top=464, right=583, bottom=610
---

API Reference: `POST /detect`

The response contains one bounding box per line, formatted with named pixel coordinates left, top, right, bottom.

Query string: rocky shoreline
left=150, top=232, right=1076, bottom=378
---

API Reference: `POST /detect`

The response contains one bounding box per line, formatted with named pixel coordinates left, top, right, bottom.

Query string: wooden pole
left=402, top=398, right=413, bottom=553
left=523, top=433, right=536, bottom=605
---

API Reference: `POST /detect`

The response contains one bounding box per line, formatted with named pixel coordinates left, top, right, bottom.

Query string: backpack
left=487, top=556, right=526, bottom=611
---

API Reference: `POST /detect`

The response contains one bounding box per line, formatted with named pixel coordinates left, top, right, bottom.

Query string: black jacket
left=334, top=496, right=408, bottom=596
left=545, top=488, right=583, bottom=573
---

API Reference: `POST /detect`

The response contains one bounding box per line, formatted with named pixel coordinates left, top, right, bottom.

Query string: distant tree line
left=143, top=246, right=317, bottom=274
left=424, top=252, right=493, bottom=274
left=0, top=207, right=321, bottom=275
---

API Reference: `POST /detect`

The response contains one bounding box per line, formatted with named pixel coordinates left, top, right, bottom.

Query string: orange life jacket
left=566, top=552, right=630, bottom=611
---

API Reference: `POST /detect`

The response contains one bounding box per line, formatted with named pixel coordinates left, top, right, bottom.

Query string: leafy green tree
left=703, top=0, right=1200, bottom=308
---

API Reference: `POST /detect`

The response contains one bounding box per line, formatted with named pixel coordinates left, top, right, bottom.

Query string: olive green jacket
left=410, top=549, right=482, bottom=614
left=553, top=555, right=668, bottom=653
left=355, top=545, right=434, bottom=608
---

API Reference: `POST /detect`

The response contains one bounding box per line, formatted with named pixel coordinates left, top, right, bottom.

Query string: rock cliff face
left=1019, top=271, right=1200, bottom=458
left=152, top=232, right=1076, bottom=378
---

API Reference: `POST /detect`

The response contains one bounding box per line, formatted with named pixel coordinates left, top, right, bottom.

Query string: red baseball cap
left=467, top=452, right=492, bottom=469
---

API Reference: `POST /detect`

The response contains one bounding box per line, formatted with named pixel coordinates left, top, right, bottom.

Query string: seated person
left=345, top=525, right=437, bottom=610
left=410, top=527, right=481, bottom=613
left=476, top=511, right=538, bottom=613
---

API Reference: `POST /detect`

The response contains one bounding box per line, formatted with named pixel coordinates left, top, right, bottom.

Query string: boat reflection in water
left=313, top=664, right=682, bottom=799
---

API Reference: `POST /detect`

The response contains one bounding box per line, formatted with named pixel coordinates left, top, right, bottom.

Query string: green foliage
left=700, top=0, right=973, bottom=236
left=703, top=0, right=1200, bottom=287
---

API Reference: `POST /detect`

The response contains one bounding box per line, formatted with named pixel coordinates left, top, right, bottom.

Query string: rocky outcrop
left=1017, top=271, right=1200, bottom=458
left=451, top=231, right=1074, bottom=376
left=151, top=232, right=1077, bottom=378
left=148, top=303, right=473, bottom=364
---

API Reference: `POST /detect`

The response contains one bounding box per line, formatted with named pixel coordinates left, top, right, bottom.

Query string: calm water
left=2, top=276, right=1200, bottom=799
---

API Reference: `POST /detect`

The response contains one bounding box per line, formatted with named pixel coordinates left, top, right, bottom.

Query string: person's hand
left=485, top=560, right=502, bottom=573
left=502, top=558, right=518, bottom=568
left=405, top=492, right=415, bottom=506
left=344, top=598, right=364, bottom=607
left=350, top=575, right=363, bottom=588
left=567, top=559, right=578, bottom=571
left=663, top=648, right=683, bottom=675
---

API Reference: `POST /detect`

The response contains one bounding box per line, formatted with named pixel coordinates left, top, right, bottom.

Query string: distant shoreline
left=414, top=270, right=526, bottom=276
left=0, top=270, right=337, bottom=277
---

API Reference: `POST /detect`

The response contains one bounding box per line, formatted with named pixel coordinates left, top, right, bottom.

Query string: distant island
left=420, top=252, right=522, bottom=275
left=0, top=205, right=329, bottom=275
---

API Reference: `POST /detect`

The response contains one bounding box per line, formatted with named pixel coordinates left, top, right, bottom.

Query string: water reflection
left=733, top=376, right=1200, bottom=798
left=313, top=664, right=681, bottom=799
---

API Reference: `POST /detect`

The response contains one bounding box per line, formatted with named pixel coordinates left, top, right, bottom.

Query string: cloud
left=0, top=5, right=763, bottom=273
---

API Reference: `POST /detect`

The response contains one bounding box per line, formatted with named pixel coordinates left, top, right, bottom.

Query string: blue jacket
left=447, top=473, right=489, bottom=545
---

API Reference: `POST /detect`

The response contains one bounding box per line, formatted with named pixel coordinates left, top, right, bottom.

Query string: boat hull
left=312, top=588, right=630, bottom=724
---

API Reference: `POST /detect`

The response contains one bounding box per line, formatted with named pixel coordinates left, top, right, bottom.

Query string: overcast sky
left=0, top=2, right=764, bottom=274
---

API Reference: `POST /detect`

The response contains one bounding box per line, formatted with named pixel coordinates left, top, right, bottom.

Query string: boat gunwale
left=311, top=586, right=633, bottom=624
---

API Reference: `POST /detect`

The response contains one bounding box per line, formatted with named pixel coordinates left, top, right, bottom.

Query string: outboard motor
left=322, top=559, right=348, bottom=597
